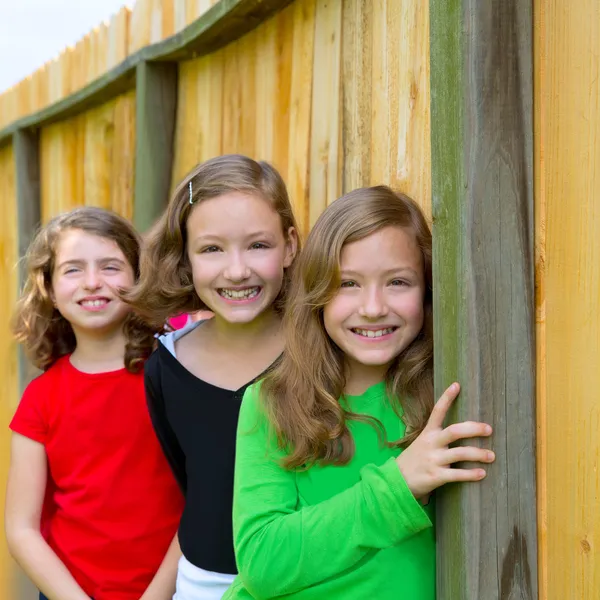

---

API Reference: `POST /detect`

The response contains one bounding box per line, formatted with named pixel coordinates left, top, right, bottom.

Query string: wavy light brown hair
left=12, top=206, right=158, bottom=373
left=125, top=154, right=300, bottom=327
left=261, top=186, right=434, bottom=468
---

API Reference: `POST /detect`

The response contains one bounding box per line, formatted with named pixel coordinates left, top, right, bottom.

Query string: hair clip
left=189, top=180, right=194, bottom=205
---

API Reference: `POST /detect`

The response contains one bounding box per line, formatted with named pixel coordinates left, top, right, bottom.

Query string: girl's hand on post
left=395, top=382, right=494, bottom=500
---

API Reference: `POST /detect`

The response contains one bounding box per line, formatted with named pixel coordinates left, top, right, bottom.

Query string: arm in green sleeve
left=232, top=385, right=433, bottom=600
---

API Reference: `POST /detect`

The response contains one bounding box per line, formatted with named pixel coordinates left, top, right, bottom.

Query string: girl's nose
left=358, top=287, right=388, bottom=319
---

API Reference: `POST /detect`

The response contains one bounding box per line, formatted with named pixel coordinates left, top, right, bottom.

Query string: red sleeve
left=9, top=374, right=50, bottom=445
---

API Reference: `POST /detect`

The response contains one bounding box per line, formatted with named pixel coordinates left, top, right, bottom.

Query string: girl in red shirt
left=5, top=207, right=184, bottom=600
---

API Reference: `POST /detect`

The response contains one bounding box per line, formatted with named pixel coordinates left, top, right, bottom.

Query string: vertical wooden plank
left=13, top=129, right=42, bottom=396
left=308, top=0, right=342, bottom=227
left=134, top=61, right=178, bottom=232
left=13, top=130, right=41, bottom=287
left=129, top=0, right=151, bottom=54
left=111, top=91, right=137, bottom=221
left=171, top=51, right=224, bottom=186
left=255, top=5, right=294, bottom=176
left=533, top=3, right=548, bottom=597
left=535, top=0, right=600, bottom=597
left=341, top=0, right=372, bottom=193
left=83, top=101, right=116, bottom=211
left=108, top=7, right=132, bottom=69
left=287, top=0, right=316, bottom=236
left=369, top=0, right=389, bottom=185
left=222, top=31, right=257, bottom=157
left=430, top=0, right=537, bottom=598
left=0, top=143, right=18, bottom=600
left=388, top=0, right=430, bottom=212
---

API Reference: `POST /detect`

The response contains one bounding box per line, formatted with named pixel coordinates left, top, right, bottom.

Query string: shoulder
left=22, top=356, right=68, bottom=398
left=158, top=319, right=204, bottom=357
left=238, top=381, right=270, bottom=433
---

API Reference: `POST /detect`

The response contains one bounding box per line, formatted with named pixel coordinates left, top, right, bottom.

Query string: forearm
left=236, top=460, right=431, bottom=598
left=7, top=528, right=89, bottom=600
left=139, top=533, right=181, bottom=600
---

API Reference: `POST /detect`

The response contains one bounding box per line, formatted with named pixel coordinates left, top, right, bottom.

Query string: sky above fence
left=0, top=0, right=127, bottom=93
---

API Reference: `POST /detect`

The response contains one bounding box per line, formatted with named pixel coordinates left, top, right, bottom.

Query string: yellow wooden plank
left=0, top=143, right=18, bottom=600
left=171, top=50, right=224, bottom=186
left=535, top=0, right=600, bottom=597
left=286, top=0, right=316, bottom=236
left=16, top=78, right=32, bottom=121
left=369, top=0, right=388, bottom=185
left=108, top=7, right=132, bottom=68
left=91, top=23, right=110, bottom=82
left=341, top=0, right=372, bottom=192
left=111, top=91, right=136, bottom=220
left=83, top=102, right=116, bottom=211
left=367, top=0, right=430, bottom=214
left=129, top=0, right=151, bottom=54
left=308, top=0, right=342, bottom=226
left=254, top=6, right=294, bottom=176
left=40, top=92, right=136, bottom=222
left=222, top=31, right=257, bottom=157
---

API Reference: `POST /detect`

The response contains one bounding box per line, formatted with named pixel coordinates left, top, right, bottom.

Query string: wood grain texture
left=13, top=129, right=43, bottom=412
left=341, top=0, right=372, bottom=193
left=171, top=51, right=224, bottom=186
left=0, top=143, right=18, bottom=600
left=40, top=92, right=136, bottom=223
left=134, top=62, right=178, bottom=231
left=535, top=0, right=600, bottom=597
left=308, top=0, right=342, bottom=227
left=172, top=1, right=303, bottom=198
left=286, top=0, right=316, bottom=235
left=430, top=0, right=537, bottom=598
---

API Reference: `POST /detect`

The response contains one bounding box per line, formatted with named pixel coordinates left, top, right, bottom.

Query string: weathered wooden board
left=430, top=0, right=537, bottom=598
left=134, top=62, right=177, bottom=231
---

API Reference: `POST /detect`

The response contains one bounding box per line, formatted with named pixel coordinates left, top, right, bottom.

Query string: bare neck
left=70, top=326, right=128, bottom=374
left=204, top=309, right=283, bottom=354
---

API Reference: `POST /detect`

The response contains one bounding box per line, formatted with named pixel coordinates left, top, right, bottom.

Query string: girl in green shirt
left=225, top=186, right=495, bottom=600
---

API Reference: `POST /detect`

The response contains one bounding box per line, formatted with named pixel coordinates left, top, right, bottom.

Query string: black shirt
left=144, top=339, right=255, bottom=575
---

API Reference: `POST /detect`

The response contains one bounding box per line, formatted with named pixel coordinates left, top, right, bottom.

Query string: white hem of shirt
left=173, top=555, right=236, bottom=600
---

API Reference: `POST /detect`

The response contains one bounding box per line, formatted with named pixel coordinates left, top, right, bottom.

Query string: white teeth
left=81, top=299, right=107, bottom=307
left=353, top=327, right=395, bottom=338
left=219, top=287, right=260, bottom=300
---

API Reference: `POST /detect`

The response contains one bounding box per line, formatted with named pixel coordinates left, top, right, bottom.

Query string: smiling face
left=50, top=228, right=135, bottom=338
left=186, top=191, right=297, bottom=325
left=322, top=225, right=426, bottom=389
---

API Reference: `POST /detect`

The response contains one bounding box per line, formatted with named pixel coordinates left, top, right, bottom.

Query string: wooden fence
left=0, top=0, right=598, bottom=598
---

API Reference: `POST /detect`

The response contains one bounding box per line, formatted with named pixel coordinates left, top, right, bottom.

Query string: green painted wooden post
left=429, top=1, right=537, bottom=598
left=13, top=128, right=42, bottom=394
left=133, top=61, right=178, bottom=232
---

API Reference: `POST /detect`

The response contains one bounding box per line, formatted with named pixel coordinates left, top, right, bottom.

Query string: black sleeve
left=144, top=350, right=187, bottom=493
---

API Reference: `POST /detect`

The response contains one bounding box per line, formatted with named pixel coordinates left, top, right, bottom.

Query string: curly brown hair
left=261, top=186, right=434, bottom=469
left=12, top=206, right=159, bottom=373
left=125, top=154, right=300, bottom=327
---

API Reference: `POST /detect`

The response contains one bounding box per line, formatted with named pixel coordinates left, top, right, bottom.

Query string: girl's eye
left=250, top=242, right=269, bottom=250
left=104, top=265, right=120, bottom=272
left=340, top=281, right=357, bottom=288
left=390, top=279, right=410, bottom=287
left=201, top=246, right=221, bottom=253
left=64, top=268, right=79, bottom=275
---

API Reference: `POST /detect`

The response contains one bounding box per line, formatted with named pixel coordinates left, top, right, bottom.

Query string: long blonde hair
left=261, top=186, right=433, bottom=468
left=12, top=207, right=158, bottom=373
left=125, top=154, right=300, bottom=328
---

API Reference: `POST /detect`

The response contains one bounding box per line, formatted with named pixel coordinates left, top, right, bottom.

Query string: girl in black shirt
left=127, top=155, right=300, bottom=600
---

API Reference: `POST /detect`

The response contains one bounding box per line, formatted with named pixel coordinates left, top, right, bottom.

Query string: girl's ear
left=283, top=226, right=299, bottom=268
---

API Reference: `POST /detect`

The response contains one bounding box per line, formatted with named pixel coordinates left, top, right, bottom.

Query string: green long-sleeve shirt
left=224, top=381, right=435, bottom=600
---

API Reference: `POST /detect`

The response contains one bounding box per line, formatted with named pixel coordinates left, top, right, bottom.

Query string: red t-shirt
left=10, top=355, right=184, bottom=600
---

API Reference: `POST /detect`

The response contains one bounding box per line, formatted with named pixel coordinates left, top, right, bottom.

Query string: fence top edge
left=0, top=0, right=291, bottom=148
